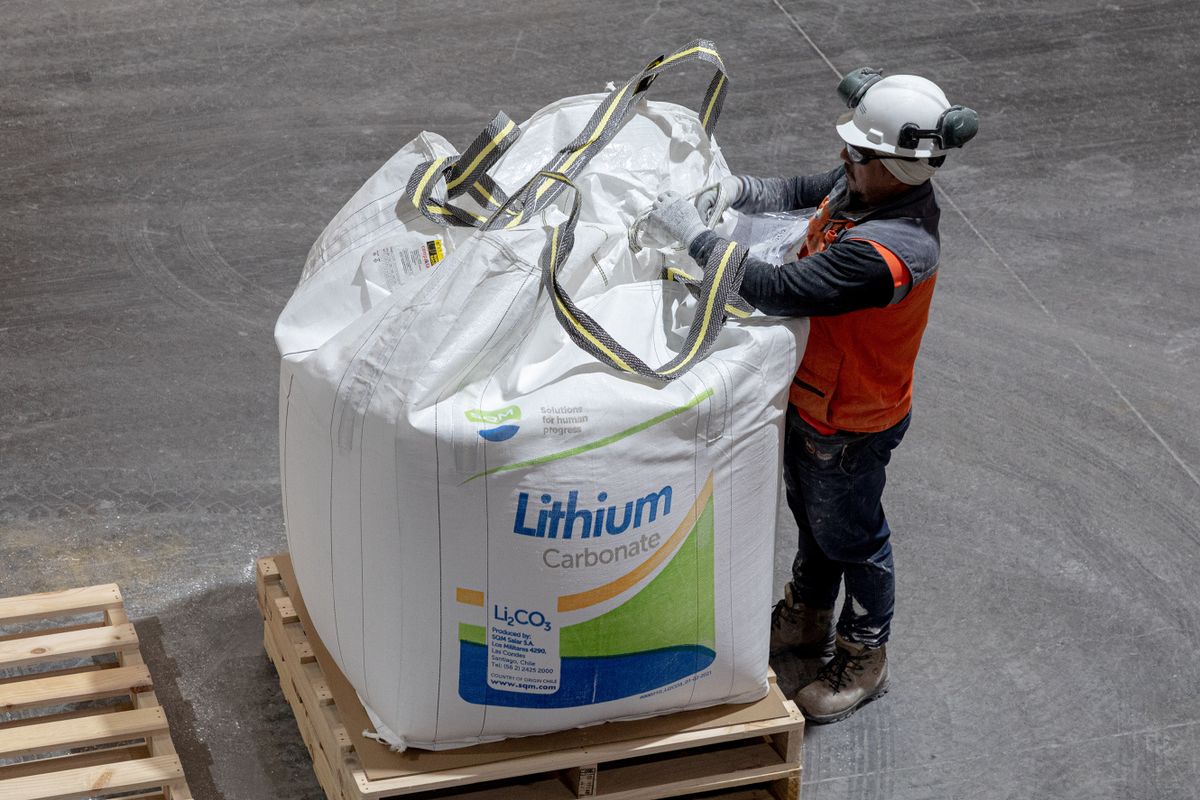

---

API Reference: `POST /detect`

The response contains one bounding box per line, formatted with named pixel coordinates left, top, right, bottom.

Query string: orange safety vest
left=788, top=196, right=938, bottom=434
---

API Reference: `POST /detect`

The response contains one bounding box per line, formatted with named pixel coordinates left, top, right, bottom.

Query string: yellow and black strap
left=515, top=171, right=748, bottom=382
left=400, top=42, right=746, bottom=379
left=403, top=111, right=522, bottom=227
left=482, top=39, right=729, bottom=231
left=403, top=40, right=729, bottom=233
left=665, top=266, right=754, bottom=319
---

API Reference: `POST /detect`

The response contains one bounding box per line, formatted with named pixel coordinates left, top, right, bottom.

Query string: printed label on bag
left=541, top=404, right=589, bottom=437
left=486, top=597, right=560, bottom=694
left=427, top=238, right=445, bottom=265
left=456, top=469, right=721, bottom=710
left=359, top=235, right=445, bottom=291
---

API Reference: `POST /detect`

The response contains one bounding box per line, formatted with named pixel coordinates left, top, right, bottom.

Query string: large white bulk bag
left=275, top=41, right=807, bottom=750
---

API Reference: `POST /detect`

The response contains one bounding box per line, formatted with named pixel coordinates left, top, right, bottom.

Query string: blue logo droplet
left=478, top=425, right=520, bottom=442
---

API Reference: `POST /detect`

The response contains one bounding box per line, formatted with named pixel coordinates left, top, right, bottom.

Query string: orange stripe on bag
left=456, top=588, right=484, bottom=606
left=556, top=474, right=713, bottom=613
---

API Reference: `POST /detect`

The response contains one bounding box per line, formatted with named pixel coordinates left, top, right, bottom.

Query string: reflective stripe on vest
left=852, top=238, right=911, bottom=305
left=789, top=200, right=935, bottom=433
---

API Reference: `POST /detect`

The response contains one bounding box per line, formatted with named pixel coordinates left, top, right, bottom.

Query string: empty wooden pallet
left=257, top=553, right=803, bottom=800
left=0, top=582, right=193, bottom=800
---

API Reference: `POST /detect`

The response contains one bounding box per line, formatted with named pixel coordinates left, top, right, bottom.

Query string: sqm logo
left=465, top=405, right=521, bottom=442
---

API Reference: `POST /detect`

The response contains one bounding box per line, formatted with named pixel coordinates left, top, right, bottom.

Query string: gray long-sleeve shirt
left=688, top=167, right=920, bottom=317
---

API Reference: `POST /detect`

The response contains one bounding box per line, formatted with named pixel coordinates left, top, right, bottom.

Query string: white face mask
left=881, top=156, right=939, bottom=186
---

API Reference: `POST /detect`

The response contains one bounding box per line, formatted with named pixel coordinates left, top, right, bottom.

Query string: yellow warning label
left=427, top=239, right=445, bottom=265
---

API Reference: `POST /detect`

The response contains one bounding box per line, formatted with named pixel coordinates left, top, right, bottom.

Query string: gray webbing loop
left=399, top=42, right=748, bottom=378
left=403, top=111, right=522, bottom=227
left=482, top=39, right=730, bottom=232
left=512, top=170, right=748, bottom=381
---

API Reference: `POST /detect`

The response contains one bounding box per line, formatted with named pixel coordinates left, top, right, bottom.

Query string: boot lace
left=816, top=648, right=866, bottom=693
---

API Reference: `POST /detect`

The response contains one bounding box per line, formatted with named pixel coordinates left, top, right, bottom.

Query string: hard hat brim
left=835, top=110, right=944, bottom=158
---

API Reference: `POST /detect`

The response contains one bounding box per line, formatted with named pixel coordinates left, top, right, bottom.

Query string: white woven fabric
left=275, top=91, right=806, bottom=750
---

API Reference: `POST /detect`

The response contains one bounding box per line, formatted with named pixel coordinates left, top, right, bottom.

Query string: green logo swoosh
left=463, top=389, right=713, bottom=483
left=465, top=405, right=522, bottom=425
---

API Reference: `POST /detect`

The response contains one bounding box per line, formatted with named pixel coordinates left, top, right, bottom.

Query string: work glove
left=645, top=191, right=708, bottom=248
left=694, top=175, right=743, bottom=223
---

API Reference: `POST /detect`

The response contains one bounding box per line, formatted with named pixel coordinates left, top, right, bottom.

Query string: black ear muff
left=837, top=67, right=883, bottom=108
left=897, top=105, right=980, bottom=151
left=939, top=106, right=979, bottom=149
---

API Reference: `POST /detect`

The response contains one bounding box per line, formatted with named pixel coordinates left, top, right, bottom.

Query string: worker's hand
left=645, top=191, right=708, bottom=248
left=694, top=176, right=742, bottom=223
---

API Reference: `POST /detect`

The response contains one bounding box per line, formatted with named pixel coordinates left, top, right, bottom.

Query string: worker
left=645, top=68, right=978, bottom=724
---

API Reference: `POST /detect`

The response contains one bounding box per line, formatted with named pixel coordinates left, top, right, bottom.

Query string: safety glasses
left=845, top=144, right=919, bottom=164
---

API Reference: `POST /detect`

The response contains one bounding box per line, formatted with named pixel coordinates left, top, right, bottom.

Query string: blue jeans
left=782, top=406, right=910, bottom=648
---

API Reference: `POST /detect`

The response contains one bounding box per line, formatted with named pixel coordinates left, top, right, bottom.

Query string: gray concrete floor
left=3, top=1, right=1198, bottom=798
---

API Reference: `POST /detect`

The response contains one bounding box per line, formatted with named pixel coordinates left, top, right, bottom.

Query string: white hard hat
left=835, top=68, right=978, bottom=159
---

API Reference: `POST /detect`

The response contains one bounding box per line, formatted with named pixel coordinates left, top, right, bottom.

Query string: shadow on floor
left=135, top=582, right=325, bottom=800
left=770, top=651, right=827, bottom=700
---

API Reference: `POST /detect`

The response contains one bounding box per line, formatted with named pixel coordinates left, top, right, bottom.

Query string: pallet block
left=0, top=582, right=193, bottom=800
left=257, top=553, right=803, bottom=800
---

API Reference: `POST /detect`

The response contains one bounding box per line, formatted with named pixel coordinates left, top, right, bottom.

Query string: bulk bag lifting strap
left=665, top=265, right=756, bottom=320
left=403, top=112, right=523, bottom=226
left=401, top=39, right=746, bottom=381
left=507, top=169, right=750, bottom=382
left=402, top=39, right=729, bottom=232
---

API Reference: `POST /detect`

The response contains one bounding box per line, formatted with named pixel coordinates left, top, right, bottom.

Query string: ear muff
left=837, top=67, right=883, bottom=108
left=938, top=106, right=979, bottom=148
left=897, top=105, right=980, bottom=151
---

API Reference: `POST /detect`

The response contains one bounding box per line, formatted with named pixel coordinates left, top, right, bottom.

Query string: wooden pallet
left=0, top=582, right=193, bottom=800
left=257, top=553, right=803, bottom=800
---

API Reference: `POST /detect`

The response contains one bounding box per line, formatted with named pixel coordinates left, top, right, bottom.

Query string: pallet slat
left=0, top=664, right=152, bottom=713
left=0, top=624, right=138, bottom=669
left=596, top=739, right=795, bottom=799
left=0, top=743, right=151, bottom=782
left=0, top=754, right=185, bottom=800
left=0, top=580, right=193, bottom=800
left=0, top=706, right=168, bottom=759
left=0, top=585, right=123, bottom=625
left=417, top=775, right=574, bottom=800
left=361, top=707, right=803, bottom=795
left=0, top=622, right=109, bottom=646
left=0, top=699, right=136, bottom=732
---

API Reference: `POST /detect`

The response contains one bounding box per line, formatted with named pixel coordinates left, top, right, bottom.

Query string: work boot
left=769, top=583, right=835, bottom=657
left=794, top=635, right=889, bottom=724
